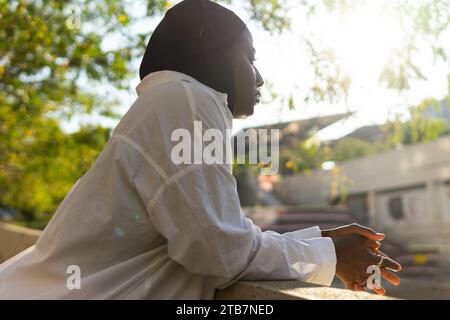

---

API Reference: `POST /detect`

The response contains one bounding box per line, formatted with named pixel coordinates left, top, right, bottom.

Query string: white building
left=273, top=134, right=450, bottom=267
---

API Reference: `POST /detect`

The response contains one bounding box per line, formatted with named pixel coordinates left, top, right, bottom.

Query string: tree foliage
left=0, top=0, right=152, bottom=226
left=386, top=97, right=450, bottom=146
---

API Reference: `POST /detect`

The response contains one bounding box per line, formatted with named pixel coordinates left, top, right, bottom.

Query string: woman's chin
left=233, top=111, right=253, bottom=119
left=233, top=105, right=255, bottom=118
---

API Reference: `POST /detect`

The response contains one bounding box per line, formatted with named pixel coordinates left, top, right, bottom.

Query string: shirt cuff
left=285, top=227, right=337, bottom=286
left=302, top=237, right=337, bottom=286
left=282, top=226, right=322, bottom=240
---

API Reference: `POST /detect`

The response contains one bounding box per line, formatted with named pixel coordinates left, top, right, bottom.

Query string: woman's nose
left=254, top=66, right=264, bottom=88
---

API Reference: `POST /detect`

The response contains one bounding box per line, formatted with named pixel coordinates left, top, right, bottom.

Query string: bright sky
left=62, top=0, right=450, bottom=141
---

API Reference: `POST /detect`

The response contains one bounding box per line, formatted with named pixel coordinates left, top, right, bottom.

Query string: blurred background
left=0, top=0, right=449, bottom=299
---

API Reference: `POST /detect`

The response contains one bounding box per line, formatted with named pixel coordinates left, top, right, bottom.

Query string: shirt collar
left=136, top=70, right=233, bottom=129
left=136, top=70, right=229, bottom=106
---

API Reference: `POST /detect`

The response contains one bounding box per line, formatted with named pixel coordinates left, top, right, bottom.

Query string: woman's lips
left=256, top=90, right=261, bottom=103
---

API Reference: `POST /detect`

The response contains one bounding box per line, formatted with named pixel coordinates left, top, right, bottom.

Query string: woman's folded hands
left=322, top=223, right=402, bottom=295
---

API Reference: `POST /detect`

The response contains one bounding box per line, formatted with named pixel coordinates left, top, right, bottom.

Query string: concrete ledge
left=0, top=222, right=40, bottom=262
left=215, top=280, right=396, bottom=300
left=1, top=222, right=395, bottom=299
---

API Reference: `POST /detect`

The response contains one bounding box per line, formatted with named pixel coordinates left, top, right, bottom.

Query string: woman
left=0, top=0, right=400, bottom=299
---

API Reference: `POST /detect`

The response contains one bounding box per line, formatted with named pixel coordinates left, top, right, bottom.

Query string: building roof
left=340, top=124, right=387, bottom=143
left=235, top=112, right=353, bottom=141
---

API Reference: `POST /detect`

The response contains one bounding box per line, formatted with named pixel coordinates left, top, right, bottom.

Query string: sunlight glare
left=330, top=4, right=403, bottom=85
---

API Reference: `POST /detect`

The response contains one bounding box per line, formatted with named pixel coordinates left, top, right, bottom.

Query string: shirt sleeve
left=283, top=226, right=323, bottom=240
left=143, top=162, right=336, bottom=289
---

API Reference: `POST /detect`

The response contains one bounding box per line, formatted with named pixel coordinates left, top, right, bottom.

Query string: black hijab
left=139, top=0, right=249, bottom=113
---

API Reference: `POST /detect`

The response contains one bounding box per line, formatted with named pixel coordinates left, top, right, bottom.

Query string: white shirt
left=0, top=70, right=336, bottom=299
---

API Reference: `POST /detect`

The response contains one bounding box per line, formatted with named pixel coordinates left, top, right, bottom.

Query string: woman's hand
left=322, top=223, right=402, bottom=295
left=321, top=223, right=385, bottom=241
left=331, top=234, right=382, bottom=291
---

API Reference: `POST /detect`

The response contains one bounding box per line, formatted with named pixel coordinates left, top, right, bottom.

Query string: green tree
left=330, top=138, right=389, bottom=162
left=0, top=0, right=140, bottom=226
left=279, top=134, right=331, bottom=175
left=386, top=97, right=450, bottom=146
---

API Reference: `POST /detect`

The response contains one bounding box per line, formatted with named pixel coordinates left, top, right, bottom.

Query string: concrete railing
left=215, top=280, right=394, bottom=300
left=0, top=222, right=40, bottom=262
left=0, top=221, right=392, bottom=299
